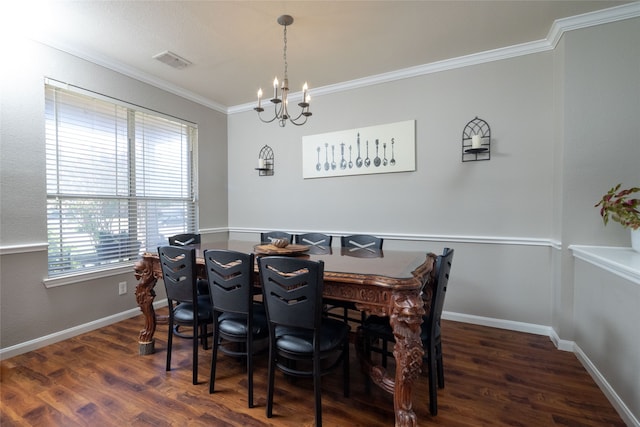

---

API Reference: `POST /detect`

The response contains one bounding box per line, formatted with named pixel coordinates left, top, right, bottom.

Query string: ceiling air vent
left=152, top=51, right=192, bottom=69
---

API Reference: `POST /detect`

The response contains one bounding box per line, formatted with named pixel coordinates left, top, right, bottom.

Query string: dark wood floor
left=1, top=309, right=625, bottom=426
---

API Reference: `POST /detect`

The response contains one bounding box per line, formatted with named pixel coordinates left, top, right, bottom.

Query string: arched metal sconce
left=462, top=116, right=491, bottom=162
left=256, top=145, right=274, bottom=176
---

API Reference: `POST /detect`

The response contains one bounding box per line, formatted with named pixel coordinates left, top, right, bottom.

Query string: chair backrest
left=168, top=233, right=201, bottom=246
left=258, top=256, right=324, bottom=331
left=203, top=249, right=254, bottom=315
left=158, top=245, right=197, bottom=304
left=295, top=233, right=333, bottom=247
left=425, top=248, right=454, bottom=335
left=260, top=231, right=293, bottom=244
left=340, top=234, right=383, bottom=250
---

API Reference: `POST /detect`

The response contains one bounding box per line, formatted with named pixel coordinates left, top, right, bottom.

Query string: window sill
left=43, top=262, right=137, bottom=288
left=569, top=245, right=640, bottom=285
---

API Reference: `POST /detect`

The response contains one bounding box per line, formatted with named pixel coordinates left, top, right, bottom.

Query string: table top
left=145, top=240, right=435, bottom=289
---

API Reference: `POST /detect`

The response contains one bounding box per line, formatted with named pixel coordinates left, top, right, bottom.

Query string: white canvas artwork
left=302, top=120, right=416, bottom=179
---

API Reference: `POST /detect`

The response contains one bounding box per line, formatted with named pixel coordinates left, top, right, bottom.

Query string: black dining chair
left=203, top=249, right=268, bottom=408
left=168, top=233, right=201, bottom=246
left=326, top=235, right=385, bottom=325
left=296, top=233, right=333, bottom=255
left=361, top=247, right=454, bottom=416
left=168, top=233, right=208, bottom=338
left=258, top=256, right=350, bottom=427
left=340, top=234, right=383, bottom=253
left=158, top=245, right=213, bottom=385
left=295, top=232, right=333, bottom=247
left=260, top=231, right=293, bottom=244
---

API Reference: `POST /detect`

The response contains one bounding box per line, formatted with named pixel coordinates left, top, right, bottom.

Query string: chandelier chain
left=283, top=25, right=288, bottom=80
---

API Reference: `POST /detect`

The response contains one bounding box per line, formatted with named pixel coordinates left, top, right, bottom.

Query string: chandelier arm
left=288, top=116, right=309, bottom=126
left=256, top=102, right=285, bottom=124
left=288, top=111, right=310, bottom=126
left=257, top=113, right=278, bottom=124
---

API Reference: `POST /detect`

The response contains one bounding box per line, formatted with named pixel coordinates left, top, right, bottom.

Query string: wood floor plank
left=1, top=311, right=626, bottom=426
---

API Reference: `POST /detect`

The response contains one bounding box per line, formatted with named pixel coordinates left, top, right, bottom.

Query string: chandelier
left=254, top=15, right=312, bottom=127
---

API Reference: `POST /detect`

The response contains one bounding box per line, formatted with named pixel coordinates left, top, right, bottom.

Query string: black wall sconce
left=256, top=145, right=274, bottom=176
left=462, top=116, right=491, bottom=162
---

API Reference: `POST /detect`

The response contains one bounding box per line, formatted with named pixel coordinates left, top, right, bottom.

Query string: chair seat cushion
left=174, top=302, right=212, bottom=323
left=218, top=304, right=268, bottom=337
left=275, top=318, right=350, bottom=354
left=362, top=315, right=394, bottom=339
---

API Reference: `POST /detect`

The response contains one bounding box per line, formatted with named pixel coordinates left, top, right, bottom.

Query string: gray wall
left=554, top=17, right=640, bottom=339
left=0, top=38, right=227, bottom=349
left=229, top=53, right=555, bottom=237
left=228, top=44, right=558, bottom=329
left=557, top=20, right=640, bottom=423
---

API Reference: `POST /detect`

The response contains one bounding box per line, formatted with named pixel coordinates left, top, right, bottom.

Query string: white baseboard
left=0, top=299, right=168, bottom=360
left=574, top=344, right=639, bottom=427
left=443, top=311, right=556, bottom=339
left=547, top=328, right=576, bottom=352
left=443, top=311, right=578, bottom=351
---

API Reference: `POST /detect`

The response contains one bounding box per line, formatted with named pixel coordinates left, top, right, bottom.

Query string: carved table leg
left=354, top=289, right=425, bottom=426
left=134, top=258, right=158, bottom=355
left=390, top=289, right=425, bottom=427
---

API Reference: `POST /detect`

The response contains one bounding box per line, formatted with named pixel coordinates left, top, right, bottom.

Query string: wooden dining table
left=133, top=240, right=436, bottom=427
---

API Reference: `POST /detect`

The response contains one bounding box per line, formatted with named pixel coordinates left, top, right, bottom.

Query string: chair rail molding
left=0, top=242, right=48, bottom=255
left=229, top=227, right=557, bottom=248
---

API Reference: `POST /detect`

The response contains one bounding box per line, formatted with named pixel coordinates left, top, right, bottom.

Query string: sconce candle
left=257, top=88, right=263, bottom=109
left=471, top=134, right=482, bottom=149
left=258, top=158, right=266, bottom=169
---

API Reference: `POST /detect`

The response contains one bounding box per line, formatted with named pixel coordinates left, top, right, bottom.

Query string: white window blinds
left=45, top=81, right=198, bottom=277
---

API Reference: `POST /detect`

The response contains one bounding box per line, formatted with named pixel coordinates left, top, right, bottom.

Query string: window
left=45, top=79, right=198, bottom=277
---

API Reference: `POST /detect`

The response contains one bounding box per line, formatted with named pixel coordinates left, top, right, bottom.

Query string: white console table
left=570, top=245, right=640, bottom=285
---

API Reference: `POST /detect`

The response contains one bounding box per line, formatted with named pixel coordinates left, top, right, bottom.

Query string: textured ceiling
left=6, top=1, right=633, bottom=109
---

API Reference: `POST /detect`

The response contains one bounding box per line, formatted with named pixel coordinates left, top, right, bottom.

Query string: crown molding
left=30, top=37, right=228, bottom=114
left=230, top=2, right=640, bottom=114
left=547, top=1, right=640, bottom=48
left=228, top=38, right=553, bottom=115
left=32, top=2, right=640, bottom=116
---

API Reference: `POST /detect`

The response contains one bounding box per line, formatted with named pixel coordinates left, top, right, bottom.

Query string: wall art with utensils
left=302, top=120, right=416, bottom=179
